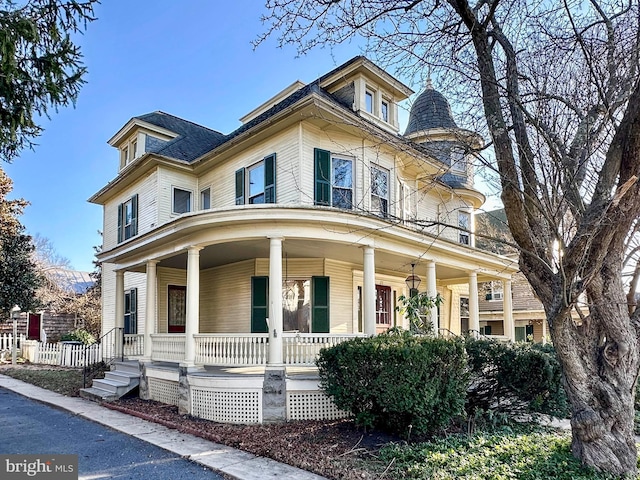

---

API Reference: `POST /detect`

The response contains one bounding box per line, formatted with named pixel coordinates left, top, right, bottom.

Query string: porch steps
left=80, top=360, right=141, bottom=402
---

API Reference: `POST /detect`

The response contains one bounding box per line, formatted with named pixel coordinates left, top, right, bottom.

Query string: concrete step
left=104, top=371, right=140, bottom=385
left=112, top=360, right=141, bottom=375
left=92, top=378, right=129, bottom=394
left=79, top=386, right=119, bottom=402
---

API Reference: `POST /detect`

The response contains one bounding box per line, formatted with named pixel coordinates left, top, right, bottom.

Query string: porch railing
left=190, top=333, right=364, bottom=366
left=124, top=334, right=144, bottom=357
left=282, top=333, right=365, bottom=365
left=194, top=334, right=269, bottom=365
left=151, top=334, right=186, bottom=362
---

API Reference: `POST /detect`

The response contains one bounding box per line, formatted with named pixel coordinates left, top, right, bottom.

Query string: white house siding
left=157, top=267, right=187, bottom=334
left=103, top=169, right=159, bottom=251
left=100, top=265, right=146, bottom=336
left=414, top=185, right=445, bottom=238
left=156, top=168, right=198, bottom=226
left=324, top=260, right=354, bottom=333
left=200, top=260, right=254, bottom=333
left=125, top=272, right=147, bottom=335
left=101, top=262, right=116, bottom=335
left=197, top=127, right=302, bottom=209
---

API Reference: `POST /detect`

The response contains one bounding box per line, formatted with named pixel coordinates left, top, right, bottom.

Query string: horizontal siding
left=103, top=169, right=158, bottom=251
left=198, top=127, right=302, bottom=209
left=157, top=168, right=198, bottom=225
left=324, top=260, right=354, bottom=333
left=201, top=260, right=254, bottom=333
left=124, top=272, right=147, bottom=335
left=157, top=267, right=187, bottom=334
left=255, top=258, right=324, bottom=277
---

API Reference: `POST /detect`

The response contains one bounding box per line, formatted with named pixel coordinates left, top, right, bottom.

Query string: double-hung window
left=381, top=100, right=389, bottom=122
left=458, top=211, right=471, bottom=245
left=365, top=90, right=374, bottom=113
left=200, top=187, right=211, bottom=210
left=371, top=165, right=389, bottom=217
left=117, top=194, right=138, bottom=243
left=314, top=148, right=353, bottom=209
left=235, top=154, right=276, bottom=205
left=485, top=280, right=504, bottom=301
left=173, top=187, right=192, bottom=214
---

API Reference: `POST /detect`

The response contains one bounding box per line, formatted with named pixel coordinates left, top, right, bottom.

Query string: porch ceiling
left=157, top=238, right=468, bottom=282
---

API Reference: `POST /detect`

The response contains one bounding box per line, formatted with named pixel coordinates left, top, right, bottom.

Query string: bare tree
left=259, top=0, right=640, bottom=475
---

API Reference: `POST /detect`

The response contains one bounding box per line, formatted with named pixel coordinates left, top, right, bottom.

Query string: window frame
left=247, top=160, right=266, bottom=204
left=365, top=90, right=374, bottom=113
left=200, top=187, right=211, bottom=210
left=371, top=165, right=390, bottom=217
left=485, top=280, right=504, bottom=301
left=235, top=154, right=276, bottom=205
left=331, top=156, right=354, bottom=210
left=172, top=187, right=193, bottom=215
left=458, top=211, right=471, bottom=245
left=381, top=100, right=389, bottom=122
left=117, top=194, right=138, bottom=243
left=451, top=147, right=467, bottom=173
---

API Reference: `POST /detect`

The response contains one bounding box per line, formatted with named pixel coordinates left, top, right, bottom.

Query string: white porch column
left=426, top=261, right=438, bottom=333
left=183, top=246, right=202, bottom=367
left=503, top=278, right=515, bottom=342
left=468, top=271, right=480, bottom=335
left=115, top=271, right=125, bottom=331
left=144, top=260, right=158, bottom=359
left=363, top=246, right=376, bottom=336
left=268, top=237, right=284, bottom=365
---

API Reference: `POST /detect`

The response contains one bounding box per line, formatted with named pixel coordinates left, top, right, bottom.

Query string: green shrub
left=465, top=338, right=569, bottom=418
left=317, top=329, right=468, bottom=436
left=60, top=328, right=96, bottom=345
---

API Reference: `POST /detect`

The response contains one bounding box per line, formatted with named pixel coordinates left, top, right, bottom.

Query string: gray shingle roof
left=404, top=80, right=457, bottom=135
left=134, top=112, right=226, bottom=162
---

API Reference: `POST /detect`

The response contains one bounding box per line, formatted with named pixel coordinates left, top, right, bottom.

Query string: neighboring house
left=89, top=56, right=518, bottom=423
left=0, top=269, right=94, bottom=342
left=475, top=209, right=547, bottom=343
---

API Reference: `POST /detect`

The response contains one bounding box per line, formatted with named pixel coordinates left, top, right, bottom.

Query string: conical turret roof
left=404, top=79, right=457, bottom=135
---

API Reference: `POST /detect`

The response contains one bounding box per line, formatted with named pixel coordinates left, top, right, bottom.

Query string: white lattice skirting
left=148, top=378, right=180, bottom=407
left=191, top=388, right=262, bottom=424
left=287, top=391, right=349, bottom=421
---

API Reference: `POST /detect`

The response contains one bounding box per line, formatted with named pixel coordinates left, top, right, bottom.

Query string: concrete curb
left=0, top=374, right=327, bottom=480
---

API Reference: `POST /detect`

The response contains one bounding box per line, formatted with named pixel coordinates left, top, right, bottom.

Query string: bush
left=60, top=328, right=96, bottom=345
left=465, top=338, right=568, bottom=419
left=317, top=329, right=468, bottom=436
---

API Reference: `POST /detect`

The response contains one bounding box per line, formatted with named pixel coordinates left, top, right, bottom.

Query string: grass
left=378, top=424, right=631, bottom=480
left=1, top=367, right=85, bottom=396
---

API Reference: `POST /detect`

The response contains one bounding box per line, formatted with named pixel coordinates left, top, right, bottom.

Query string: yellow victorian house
left=87, top=56, right=517, bottom=423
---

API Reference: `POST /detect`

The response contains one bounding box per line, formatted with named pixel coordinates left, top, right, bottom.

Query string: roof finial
left=426, top=76, right=433, bottom=90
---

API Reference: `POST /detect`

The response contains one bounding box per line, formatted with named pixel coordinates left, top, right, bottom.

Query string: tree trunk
left=550, top=274, right=639, bottom=476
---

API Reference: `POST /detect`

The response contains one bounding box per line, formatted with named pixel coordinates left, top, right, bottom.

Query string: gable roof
left=47, top=269, right=95, bottom=294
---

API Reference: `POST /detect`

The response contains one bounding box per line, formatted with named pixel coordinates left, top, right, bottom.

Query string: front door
left=28, top=313, right=41, bottom=341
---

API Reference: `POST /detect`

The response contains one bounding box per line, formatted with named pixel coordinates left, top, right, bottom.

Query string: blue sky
left=4, top=0, right=497, bottom=272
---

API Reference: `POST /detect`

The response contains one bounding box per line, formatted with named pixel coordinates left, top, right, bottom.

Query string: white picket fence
left=0, top=333, right=26, bottom=351
left=22, top=341, right=102, bottom=368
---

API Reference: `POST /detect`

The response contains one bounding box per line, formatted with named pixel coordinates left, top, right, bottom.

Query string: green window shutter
left=131, top=194, right=138, bottom=236
left=526, top=324, right=534, bottom=341
left=117, top=203, right=123, bottom=243
left=235, top=168, right=245, bottom=205
left=311, top=276, right=330, bottom=333
left=251, top=276, right=269, bottom=333
left=264, top=153, right=276, bottom=203
left=314, top=148, right=331, bottom=206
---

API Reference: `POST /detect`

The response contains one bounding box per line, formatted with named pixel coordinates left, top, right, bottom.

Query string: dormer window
left=451, top=147, right=466, bottom=173
left=132, top=140, right=138, bottom=159
left=381, top=100, right=389, bottom=122
left=365, top=90, right=374, bottom=113
left=122, top=146, right=129, bottom=165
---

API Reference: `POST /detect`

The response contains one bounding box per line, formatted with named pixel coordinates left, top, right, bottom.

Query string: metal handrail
left=83, top=327, right=124, bottom=388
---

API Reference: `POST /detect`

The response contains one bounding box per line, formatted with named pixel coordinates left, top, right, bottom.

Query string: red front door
left=28, top=313, right=41, bottom=341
